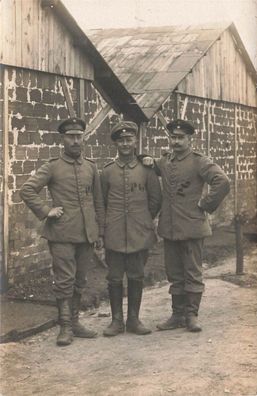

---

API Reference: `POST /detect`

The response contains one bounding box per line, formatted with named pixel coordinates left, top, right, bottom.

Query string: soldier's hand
left=94, top=237, right=104, bottom=250
left=142, top=156, right=154, bottom=167
left=47, top=207, right=64, bottom=219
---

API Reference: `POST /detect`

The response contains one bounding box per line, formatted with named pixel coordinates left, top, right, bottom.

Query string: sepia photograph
left=0, top=0, right=257, bottom=395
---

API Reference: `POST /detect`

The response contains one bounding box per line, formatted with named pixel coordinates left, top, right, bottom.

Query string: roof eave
left=41, top=0, right=148, bottom=122
left=228, top=22, right=257, bottom=83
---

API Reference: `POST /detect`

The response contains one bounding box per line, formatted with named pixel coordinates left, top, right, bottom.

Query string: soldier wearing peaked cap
left=20, top=117, right=105, bottom=346
left=101, top=120, right=162, bottom=337
left=142, top=118, right=230, bottom=332
left=166, top=119, right=195, bottom=135
left=110, top=120, right=139, bottom=140
left=57, top=117, right=86, bottom=134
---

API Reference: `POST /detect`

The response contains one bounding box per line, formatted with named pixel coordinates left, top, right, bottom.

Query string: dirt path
left=1, top=272, right=257, bottom=396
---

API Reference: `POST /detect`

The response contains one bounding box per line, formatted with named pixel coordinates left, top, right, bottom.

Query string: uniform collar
left=61, top=152, right=83, bottom=164
left=170, top=148, right=192, bottom=161
left=115, top=156, right=138, bottom=168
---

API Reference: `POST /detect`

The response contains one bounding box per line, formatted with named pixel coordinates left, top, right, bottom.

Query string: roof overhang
left=41, top=0, right=148, bottom=123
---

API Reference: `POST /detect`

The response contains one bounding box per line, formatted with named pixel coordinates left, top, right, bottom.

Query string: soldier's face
left=169, top=129, right=190, bottom=152
left=115, top=135, right=137, bottom=157
left=63, top=133, right=84, bottom=157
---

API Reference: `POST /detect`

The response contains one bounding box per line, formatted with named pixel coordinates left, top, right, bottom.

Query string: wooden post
left=234, top=105, right=244, bottom=274
left=176, top=93, right=180, bottom=118
left=79, top=79, right=85, bottom=120
left=180, top=96, right=188, bottom=120
left=2, top=67, right=9, bottom=290
left=84, top=104, right=112, bottom=139
left=235, top=215, right=244, bottom=274
left=234, top=105, right=238, bottom=216
left=207, top=100, right=211, bottom=157
left=138, top=123, right=144, bottom=154
left=58, top=75, right=76, bottom=118
left=156, top=111, right=169, bottom=137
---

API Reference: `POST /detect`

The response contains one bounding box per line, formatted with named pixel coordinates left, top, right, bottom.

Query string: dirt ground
left=1, top=246, right=257, bottom=396
left=1, top=278, right=257, bottom=396
left=1, top=228, right=257, bottom=396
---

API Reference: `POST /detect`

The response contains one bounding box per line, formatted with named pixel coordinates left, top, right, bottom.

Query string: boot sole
left=126, top=327, right=152, bottom=335
left=73, top=332, right=97, bottom=338
left=156, top=324, right=185, bottom=331
left=57, top=340, right=73, bottom=346
left=103, top=329, right=125, bottom=337
left=187, top=327, right=202, bottom=332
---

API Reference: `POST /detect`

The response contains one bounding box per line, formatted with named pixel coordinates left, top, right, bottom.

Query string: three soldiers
left=21, top=116, right=230, bottom=343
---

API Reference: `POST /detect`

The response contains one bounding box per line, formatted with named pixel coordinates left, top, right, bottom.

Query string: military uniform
left=102, top=121, right=162, bottom=336
left=155, top=119, right=230, bottom=332
left=21, top=153, right=105, bottom=295
left=20, top=117, right=105, bottom=345
left=102, top=156, right=162, bottom=278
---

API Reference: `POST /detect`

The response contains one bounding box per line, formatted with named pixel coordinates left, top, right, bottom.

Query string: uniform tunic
left=101, top=157, right=162, bottom=253
left=156, top=148, right=230, bottom=241
left=20, top=153, right=105, bottom=243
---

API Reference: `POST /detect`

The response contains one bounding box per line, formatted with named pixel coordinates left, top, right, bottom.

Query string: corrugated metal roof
left=87, top=23, right=230, bottom=118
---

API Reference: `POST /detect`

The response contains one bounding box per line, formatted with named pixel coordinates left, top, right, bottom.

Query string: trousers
left=48, top=241, right=93, bottom=299
left=163, top=238, right=205, bottom=295
left=105, top=249, right=148, bottom=283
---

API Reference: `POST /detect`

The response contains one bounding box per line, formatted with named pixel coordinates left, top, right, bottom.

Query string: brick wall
left=236, top=105, right=257, bottom=215
left=85, top=113, right=119, bottom=170
left=2, top=66, right=257, bottom=284
left=4, top=66, right=119, bottom=283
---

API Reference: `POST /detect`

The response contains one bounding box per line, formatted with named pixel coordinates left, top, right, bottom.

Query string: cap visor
left=64, top=130, right=84, bottom=135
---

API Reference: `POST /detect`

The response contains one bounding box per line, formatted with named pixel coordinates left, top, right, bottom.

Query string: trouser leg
left=72, top=243, right=97, bottom=338
left=103, top=250, right=125, bottom=337
left=48, top=242, right=77, bottom=299
left=163, top=239, right=185, bottom=294
left=48, top=242, right=97, bottom=341
left=48, top=242, right=76, bottom=346
left=182, top=239, right=205, bottom=332
left=157, top=240, right=186, bottom=330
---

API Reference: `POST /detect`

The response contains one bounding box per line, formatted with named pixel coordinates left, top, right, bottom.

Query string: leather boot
left=126, top=279, right=151, bottom=335
left=186, top=292, right=202, bottom=332
left=103, top=283, right=125, bottom=337
left=72, top=291, right=97, bottom=338
left=56, top=298, right=73, bottom=346
left=157, top=294, right=186, bottom=331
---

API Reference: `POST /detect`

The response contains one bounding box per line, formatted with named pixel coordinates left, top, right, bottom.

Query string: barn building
left=0, top=0, right=145, bottom=288
left=88, top=23, right=257, bottom=228
left=0, top=0, right=256, bottom=288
